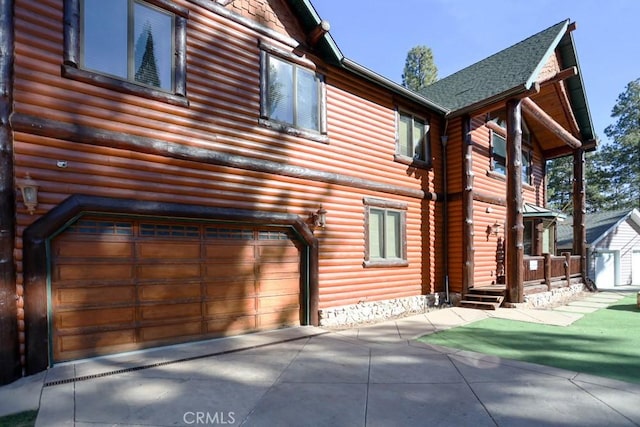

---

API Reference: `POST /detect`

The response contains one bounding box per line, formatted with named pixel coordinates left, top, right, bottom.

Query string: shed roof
left=557, top=209, right=640, bottom=249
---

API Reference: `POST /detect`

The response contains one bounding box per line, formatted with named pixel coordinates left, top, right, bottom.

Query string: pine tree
left=135, top=23, right=161, bottom=88
left=401, top=45, right=437, bottom=92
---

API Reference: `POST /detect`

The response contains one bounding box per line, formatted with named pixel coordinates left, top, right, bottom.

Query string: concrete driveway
left=2, top=289, right=639, bottom=426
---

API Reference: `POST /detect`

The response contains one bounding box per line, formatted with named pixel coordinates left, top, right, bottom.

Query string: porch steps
left=459, top=286, right=506, bottom=310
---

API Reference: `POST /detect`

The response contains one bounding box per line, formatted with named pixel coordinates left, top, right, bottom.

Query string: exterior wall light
left=16, top=173, right=39, bottom=215
left=487, top=220, right=502, bottom=237
left=310, top=205, right=327, bottom=228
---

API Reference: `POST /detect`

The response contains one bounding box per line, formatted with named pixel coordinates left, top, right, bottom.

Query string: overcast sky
left=313, top=0, right=640, bottom=145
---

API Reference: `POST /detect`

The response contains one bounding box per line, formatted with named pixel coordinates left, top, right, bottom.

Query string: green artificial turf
left=0, top=410, right=37, bottom=427
left=419, top=294, right=640, bottom=384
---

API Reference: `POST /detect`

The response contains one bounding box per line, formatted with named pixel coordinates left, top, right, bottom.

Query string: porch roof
left=523, top=203, right=567, bottom=220
left=421, top=20, right=596, bottom=146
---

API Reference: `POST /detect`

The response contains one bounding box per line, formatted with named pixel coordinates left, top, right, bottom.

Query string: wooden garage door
left=50, top=218, right=301, bottom=362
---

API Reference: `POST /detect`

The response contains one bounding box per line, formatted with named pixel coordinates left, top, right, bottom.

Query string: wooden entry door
left=50, top=218, right=301, bottom=362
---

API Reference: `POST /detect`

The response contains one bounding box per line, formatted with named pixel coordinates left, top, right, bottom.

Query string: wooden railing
left=523, top=253, right=582, bottom=290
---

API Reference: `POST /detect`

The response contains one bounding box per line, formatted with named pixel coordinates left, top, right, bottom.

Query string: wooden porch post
left=572, top=147, right=587, bottom=281
left=462, top=116, right=474, bottom=293
left=0, top=0, right=20, bottom=384
left=506, top=99, right=524, bottom=303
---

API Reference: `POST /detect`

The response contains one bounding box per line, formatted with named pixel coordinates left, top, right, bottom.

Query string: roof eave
left=341, top=59, right=449, bottom=113
left=444, top=83, right=532, bottom=118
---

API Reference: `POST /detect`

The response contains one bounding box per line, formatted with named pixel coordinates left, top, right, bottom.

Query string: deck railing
left=523, top=253, right=582, bottom=290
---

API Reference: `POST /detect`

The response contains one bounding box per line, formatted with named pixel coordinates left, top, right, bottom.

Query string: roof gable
left=557, top=209, right=640, bottom=248
left=421, top=20, right=569, bottom=113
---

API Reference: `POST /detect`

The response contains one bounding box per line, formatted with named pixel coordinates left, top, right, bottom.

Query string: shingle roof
left=421, top=20, right=569, bottom=113
left=557, top=209, right=636, bottom=249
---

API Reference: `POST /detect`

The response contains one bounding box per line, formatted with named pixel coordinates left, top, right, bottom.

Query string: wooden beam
left=567, top=22, right=577, bottom=32
left=462, top=116, right=474, bottom=293
left=506, top=99, right=524, bottom=304
left=521, top=97, right=581, bottom=149
left=553, top=81, right=581, bottom=136
left=0, top=0, right=21, bottom=385
left=308, top=20, right=330, bottom=46
left=539, top=67, right=578, bottom=87
left=573, top=148, right=587, bottom=281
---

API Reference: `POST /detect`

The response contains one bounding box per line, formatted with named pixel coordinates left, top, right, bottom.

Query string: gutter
left=341, top=58, right=449, bottom=114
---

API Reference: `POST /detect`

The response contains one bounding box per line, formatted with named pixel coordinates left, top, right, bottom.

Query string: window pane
left=413, top=118, right=426, bottom=160
left=385, top=211, right=401, bottom=258
left=522, top=151, right=531, bottom=183
left=296, top=68, right=319, bottom=131
left=83, top=0, right=128, bottom=78
left=492, top=133, right=507, bottom=174
left=267, top=56, right=294, bottom=125
left=134, top=2, right=173, bottom=90
left=369, top=209, right=384, bottom=259
left=398, top=114, right=411, bottom=157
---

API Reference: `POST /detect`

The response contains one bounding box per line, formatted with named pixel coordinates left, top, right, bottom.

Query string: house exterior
left=558, top=209, right=640, bottom=288
left=0, top=0, right=596, bottom=384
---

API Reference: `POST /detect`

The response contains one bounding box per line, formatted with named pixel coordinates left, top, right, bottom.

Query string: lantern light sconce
left=486, top=220, right=503, bottom=237
left=310, top=205, right=327, bottom=228
left=16, top=173, right=39, bottom=215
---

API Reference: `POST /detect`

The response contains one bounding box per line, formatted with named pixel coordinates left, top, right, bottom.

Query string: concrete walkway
left=1, top=288, right=639, bottom=426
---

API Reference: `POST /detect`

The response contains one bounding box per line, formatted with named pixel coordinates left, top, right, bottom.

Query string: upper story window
left=488, top=113, right=531, bottom=184
left=260, top=51, right=326, bottom=139
left=63, top=0, right=188, bottom=106
left=396, top=111, right=431, bottom=167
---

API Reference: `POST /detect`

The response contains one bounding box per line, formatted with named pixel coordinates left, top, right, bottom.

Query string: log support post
left=0, top=0, right=20, bottom=385
left=544, top=253, right=552, bottom=291
left=506, top=99, right=524, bottom=303
left=573, top=147, right=587, bottom=282
left=462, top=116, right=474, bottom=294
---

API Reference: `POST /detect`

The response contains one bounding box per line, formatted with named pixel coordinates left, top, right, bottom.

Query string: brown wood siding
left=468, top=114, right=547, bottom=287
left=444, top=117, right=464, bottom=293
left=12, top=0, right=441, bottom=323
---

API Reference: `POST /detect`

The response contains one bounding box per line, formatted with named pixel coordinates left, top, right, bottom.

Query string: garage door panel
left=140, top=321, right=202, bottom=342
left=206, top=298, right=256, bottom=317
left=53, top=240, right=133, bottom=258
left=54, top=263, right=134, bottom=281
left=56, top=307, right=135, bottom=329
left=257, top=261, right=299, bottom=277
left=204, top=263, right=255, bottom=280
left=58, top=329, right=136, bottom=355
left=258, top=294, right=299, bottom=311
left=258, top=310, right=300, bottom=329
left=205, top=280, right=256, bottom=299
left=139, top=283, right=201, bottom=302
left=259, top=277, right=299, bottom=296
left=258, top=244, right=299, bottom=260
left=205, top=245, right=255, bottom=260
left=137, top=242, right=201, bottom=259
left=51, top=218, right=302, bottom=363
left=137, top=263, right=201, bottom=280
left=140, top=302, right=202, bottom=321
left=55, top=285, right=136, bottom=306
left=207, top=316, right=257, bottom=335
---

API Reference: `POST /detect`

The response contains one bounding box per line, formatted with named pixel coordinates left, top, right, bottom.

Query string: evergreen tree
left=135, top=23, right=161, bottom=88
left=401, top=45, right=437, bottom=92
left=602, top=78, right=640, bottom=209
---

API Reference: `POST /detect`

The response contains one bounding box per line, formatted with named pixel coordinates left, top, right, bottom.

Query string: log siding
left=11, top=0, right=443, bottom=374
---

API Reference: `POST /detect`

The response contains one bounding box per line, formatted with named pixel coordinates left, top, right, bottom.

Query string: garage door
left=50, top=217, right=301, bottom=362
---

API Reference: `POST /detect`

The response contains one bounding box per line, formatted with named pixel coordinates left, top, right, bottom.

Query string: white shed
left=557, top=209, right=640, bottom=288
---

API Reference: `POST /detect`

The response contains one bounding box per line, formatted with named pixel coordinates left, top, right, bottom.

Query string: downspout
left=440, top=120, right=449, bottom=304
left=0, top=0, right=20, bottom=384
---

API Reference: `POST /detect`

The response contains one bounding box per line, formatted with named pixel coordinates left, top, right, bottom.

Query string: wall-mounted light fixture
left=16, top=173, right=39, bottom=215
left=486, top=220, right=503, bottom=237
left=310, top=205, right=327, bottom=228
